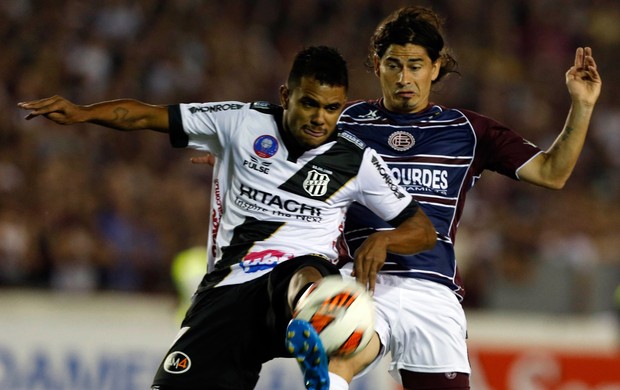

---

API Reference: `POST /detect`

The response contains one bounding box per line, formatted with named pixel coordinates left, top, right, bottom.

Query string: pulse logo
left=163, top=351, right=192, bottom=374
left=243, top=155, right=272, bottom=174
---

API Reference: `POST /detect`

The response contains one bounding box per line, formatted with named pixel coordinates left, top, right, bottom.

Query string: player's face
left=280, top=76, right=346, bottom=150
left=374, top=43, right=440, bottom=114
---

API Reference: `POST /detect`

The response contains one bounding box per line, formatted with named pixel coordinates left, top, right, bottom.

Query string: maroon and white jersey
left=168, top=101, right=420, bottom=288
left=338, top=100, right=542, bottom=300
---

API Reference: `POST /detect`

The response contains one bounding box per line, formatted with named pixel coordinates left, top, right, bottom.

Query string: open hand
left=18, top=95, right=82, bottom=124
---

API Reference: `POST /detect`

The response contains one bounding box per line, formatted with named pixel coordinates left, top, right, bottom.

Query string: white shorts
left=340, top=267, right=470, bottom=382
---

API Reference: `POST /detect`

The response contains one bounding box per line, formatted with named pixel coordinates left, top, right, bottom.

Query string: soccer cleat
left=286, top=319, right=330, bottom=390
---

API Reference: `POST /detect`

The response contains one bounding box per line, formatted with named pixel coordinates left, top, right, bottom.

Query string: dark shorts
left=151, top=255, right=340, bottom=390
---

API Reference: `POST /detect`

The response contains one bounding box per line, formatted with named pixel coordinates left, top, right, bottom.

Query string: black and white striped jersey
left=168, top=101, right=419, bottom=288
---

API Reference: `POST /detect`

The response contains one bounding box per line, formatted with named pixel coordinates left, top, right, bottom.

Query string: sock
left=328, top=372, right=349, bottom=390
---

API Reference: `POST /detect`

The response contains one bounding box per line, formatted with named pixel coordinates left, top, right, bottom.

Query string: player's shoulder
left=181, top=101, right=247, bottom=114
left=339, top=100, right=387, bottom=130
left=313, top=131, right=367, bottom=177
left=441, top=105, right=494, bottom=123
left=336, top=130, right=367, bottom=152
left=249, top=101, right=282, bottom=115
left=341, top=99, right=380, bottom=117
left=449, top=106, right=509, bottom=132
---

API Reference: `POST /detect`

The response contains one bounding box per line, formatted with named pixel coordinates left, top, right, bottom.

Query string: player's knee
left=329, top=331, right=381, bottom=382
left=288, top=266, right=323, bottom=309
left=292, top=265, right=324, bottom=286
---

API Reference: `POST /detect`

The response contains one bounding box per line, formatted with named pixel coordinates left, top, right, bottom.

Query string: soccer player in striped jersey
left=327, top=6, right=602, bottom=390
left=18, top=46, right=436, bottom=390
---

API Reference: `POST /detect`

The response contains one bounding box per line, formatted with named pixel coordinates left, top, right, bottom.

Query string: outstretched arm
left=353, top=208, right=436, bottom=293
left=18, top=95, right=170, bottom=132
left=518, top=47, right=602, bottom=189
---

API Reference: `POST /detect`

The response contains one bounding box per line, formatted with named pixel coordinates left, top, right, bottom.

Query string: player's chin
left=301, top=135, right=329, bottom=148
left=395, top=99, right=418, bottom=113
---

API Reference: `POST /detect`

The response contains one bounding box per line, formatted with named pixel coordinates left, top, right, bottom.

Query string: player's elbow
left=522, top=154, right=573, bottom=190
left=520, top=169, right=569, bottom=190
left=424, top=227, right=437, bottom=251
left=537, top=175, right=568, bottom=190
left=547, top=180, right=566, bottom=190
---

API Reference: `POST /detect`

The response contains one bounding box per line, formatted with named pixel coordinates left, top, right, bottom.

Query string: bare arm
left=17, top=95, right=170, bottom=132
left=353, top=208, right=436, bottom=293
left=517, top=47, right=602, bottom=189
left=190, top=153, right=216, bottom=166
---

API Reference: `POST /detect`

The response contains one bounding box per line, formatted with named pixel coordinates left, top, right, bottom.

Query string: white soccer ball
left=293, top=275, right=375, bottom=357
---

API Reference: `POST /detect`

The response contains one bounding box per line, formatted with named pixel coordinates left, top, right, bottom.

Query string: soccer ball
left=293, top=275, right=375, bottom=357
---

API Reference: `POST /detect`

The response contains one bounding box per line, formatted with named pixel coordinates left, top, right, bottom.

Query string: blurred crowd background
left=1, top=0, right=618, bottom=314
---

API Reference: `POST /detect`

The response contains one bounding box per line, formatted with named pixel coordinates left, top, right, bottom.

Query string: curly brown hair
left=367, top=6, right=458, bottom=83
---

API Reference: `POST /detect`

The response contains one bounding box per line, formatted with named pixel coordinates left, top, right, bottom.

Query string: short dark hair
left=368, top=6, right=458, bottom=83
left=287, top=46, right=349, bottom=91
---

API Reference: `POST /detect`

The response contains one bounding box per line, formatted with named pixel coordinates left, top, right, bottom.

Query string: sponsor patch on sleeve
left=338, top=131, right=366, bottom=150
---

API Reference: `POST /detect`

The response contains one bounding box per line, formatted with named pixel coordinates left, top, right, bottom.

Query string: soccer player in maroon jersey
left=136, top=6, right=603, bottom=389
left=326, top=5, right=602, bottom=390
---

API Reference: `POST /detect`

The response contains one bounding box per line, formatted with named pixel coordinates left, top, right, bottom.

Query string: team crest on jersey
left=163, top=351, right=191, bottom=374
left=254, top=135, right=279, bottom=158
left=303, top=170, right=330, bottom=197
left=388, top=131, right=415, bottom=151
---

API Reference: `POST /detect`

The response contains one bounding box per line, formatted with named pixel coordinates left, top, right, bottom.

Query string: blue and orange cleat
left=286, top=319, right=330, bottom=390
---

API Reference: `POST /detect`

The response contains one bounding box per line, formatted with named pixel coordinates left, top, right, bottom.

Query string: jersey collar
left=375, top=99, right=443, bottom=123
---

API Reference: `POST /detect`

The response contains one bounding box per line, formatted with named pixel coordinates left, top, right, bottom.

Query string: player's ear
left=280, top=85, right=289, bottom=109
left=373, top=54, right=381, bottom=78
left=431, top=59, right=441, bottom=81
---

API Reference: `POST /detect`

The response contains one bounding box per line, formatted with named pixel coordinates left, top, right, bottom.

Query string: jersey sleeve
left=463, top=109, right=542, bottom=180
left=168, top=102, right=248, bottom=156
left=355, top=148, right=419, bottom=224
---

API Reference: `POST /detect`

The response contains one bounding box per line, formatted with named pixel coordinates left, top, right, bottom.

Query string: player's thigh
left=329, top=331, right=381, bottom=382
left=152, top=281, right=271, bottom=389
left=268, top=255, right=341, bottom=331
left=378, top=278, right=470, bottom=375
